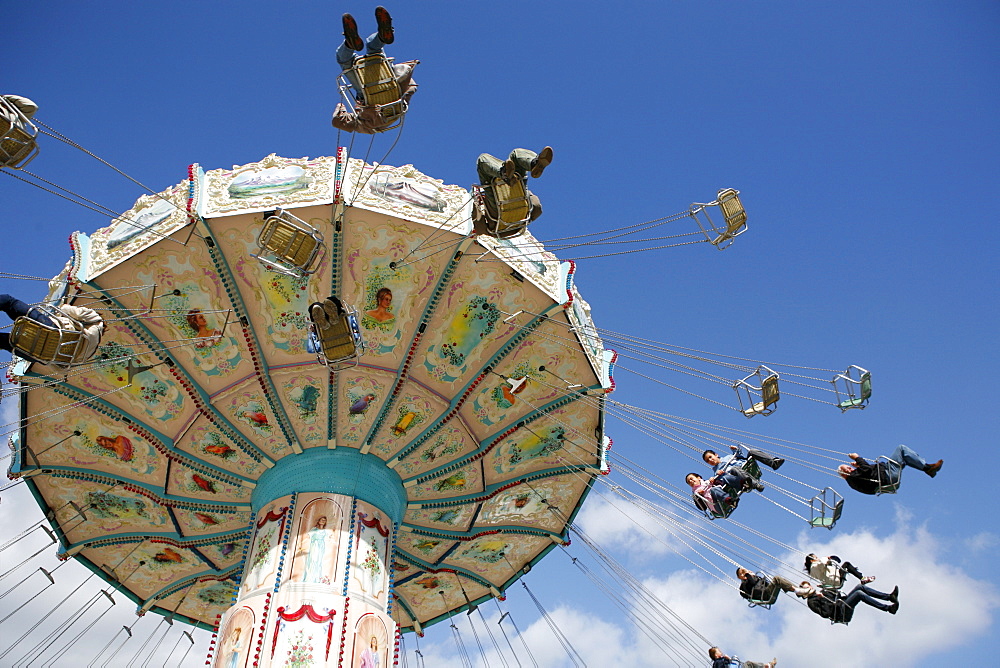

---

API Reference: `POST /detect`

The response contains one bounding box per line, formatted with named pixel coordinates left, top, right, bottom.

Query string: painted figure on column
left=302, top=516, right=332, bottom=583
left=353, top=615, right=389, bottom=668
left=225, top=627, right=243, bottom=668
left=291, top=498, right=341, bottom=585
left=359, top=636, right=380, bottom=668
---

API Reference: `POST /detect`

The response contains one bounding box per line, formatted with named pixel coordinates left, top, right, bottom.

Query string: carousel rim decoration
left=9, top=148, right=614, bottom=640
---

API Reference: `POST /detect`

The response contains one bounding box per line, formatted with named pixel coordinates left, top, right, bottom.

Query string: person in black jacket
left=735, top=567, right=799, bottom=604
left=796, top=580, right=899, bottom=623
left=708, top=646, right=776, bottom=668
left=838, top=445, right=942, bottom=495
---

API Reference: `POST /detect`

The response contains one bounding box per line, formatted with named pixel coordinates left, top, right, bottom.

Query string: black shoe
left=753, top=480, right=765, bottom=492
left=770, top=458, right=785, bottom=470
left=888, top=600, right=899, bottom=614
left=342, top=13, right=364, bottom=51
left=890, top=585, right=899, bottom=601
left=925, top=459, right=943, bottom=478
left=375, top=6, right=394, bottom=44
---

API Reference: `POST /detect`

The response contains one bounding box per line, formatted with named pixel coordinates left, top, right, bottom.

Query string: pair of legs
left=718, top=467, right=764, bottom=493
left=705, top=484, right=731, bottom=510
left=337, top=7, right=394, bottom=98
left=843, top=582, right=898, bottom=612
left=832, top=557, right=865, bottom=583
left=0, top=294, right=53, bottom=352
left=883, top=444, right=941, bottom=481
left=476, top=149, right=550, bottom=225
left=476, top=147, right=552, bottom=185
left=713, top=469, right=753, bottom=495
left=746, top=448, right=783, bottom=470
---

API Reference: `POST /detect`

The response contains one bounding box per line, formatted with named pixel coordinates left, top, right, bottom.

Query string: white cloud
left=417, top=511, right=998, bottom=668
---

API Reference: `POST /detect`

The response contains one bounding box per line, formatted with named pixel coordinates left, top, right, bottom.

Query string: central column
left=212, top=449, right=406, bottom=668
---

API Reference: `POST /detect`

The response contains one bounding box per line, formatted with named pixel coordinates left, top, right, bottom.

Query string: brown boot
left=502, top=159, right=516, bottom=184
left=530, top=146, right=553, bottom=178
left=342, top=13, right=364, bottom=51
left=375, top=6, right=394, bottom=44
left=925, top=459, right=943, bottom=478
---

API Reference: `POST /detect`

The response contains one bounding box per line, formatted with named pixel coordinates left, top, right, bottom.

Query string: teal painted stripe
left=251, top=448, right=406, bottom=523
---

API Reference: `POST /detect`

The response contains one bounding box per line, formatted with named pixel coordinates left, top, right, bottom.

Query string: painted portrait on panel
left=351, top=613, right=389, bottom=668
left=215, top=606, right=254, bottom=668
left=289, top=497, right=342, bottom=586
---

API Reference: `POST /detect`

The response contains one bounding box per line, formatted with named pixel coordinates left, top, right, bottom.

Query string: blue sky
left=3, top=1, right=998, bottom=666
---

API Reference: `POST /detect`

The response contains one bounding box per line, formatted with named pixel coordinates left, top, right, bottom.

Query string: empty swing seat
left=734, top=366, right=780, bottom=417
left=10, top=317, right=84, bottom=366
left=689, top=188, right=748, bottom=250
left=0, top=98, right=39, bottom=169
left=809, top=488, right=845, bottom=529
left=832, top=365, right=872, bottom=411
left=253, top=209, right=326, bottom=277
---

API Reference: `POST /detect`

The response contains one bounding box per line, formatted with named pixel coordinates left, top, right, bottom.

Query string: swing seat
left=252, top=209, right=326, bottom=277
left=694, top=491, right=740, bottom=519
left=340, top=54, right=408, bottom=131
left=833, top=365, right=872, bottom=411
left=734, top=366, right=779, bottom=417
left=689, top=188, right=748, bottom=250
left=809, top=488, right=845, bottom=529
left=311, top=303, right=364, bottom=368
left=472, top=179, right=533, bottom=239
left=745, top=577, right=781, bottom=609
left=873, top=456, right=901, bottom=495
left=10, top=316, right=85, bottom=367
left=0, top=98, right=39, bottom=169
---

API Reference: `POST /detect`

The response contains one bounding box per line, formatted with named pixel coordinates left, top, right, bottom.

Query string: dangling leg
left=0, top=294, right=31, bottom=322
left=889, top=443, right=943, bottom=478
left=840, top=561, right=866, bottom=582
left=477, top=153, right=504, bottom=185
left=843, top=584, right=897, bottom=612
left=748, top=448, right=785, bottom=470
left=374, top=6, right=394, bottom=46
left=339, top=14, right=364, bottom=64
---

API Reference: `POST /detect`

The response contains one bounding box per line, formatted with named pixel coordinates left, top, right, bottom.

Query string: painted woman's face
left=194, top=313, right=207, bottom=327
left=379, top=292, right=392, bottom=308
left=317, top=516, right=327, bottom=528
left=370, top=636, right=378, bottom=650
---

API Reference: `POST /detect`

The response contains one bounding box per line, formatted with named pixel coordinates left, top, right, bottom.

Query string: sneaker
left=530, top=146, right=553, bottom=178
left=861, top=575, right=876, bottom=584
left=771, top=458, right=785, bottom=470
left=375, top=6, right=394, bottom=44
left=321, top=299, right=340, bottom=324
left=310, top=303, right=331, bottom=328
left=342, top=13, right=364, bottom=52
left=502, top=159, right=516, bottom=184
left=753, top=479, right=765, bottom=492
left=925, top=459, right=943, bottom=478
